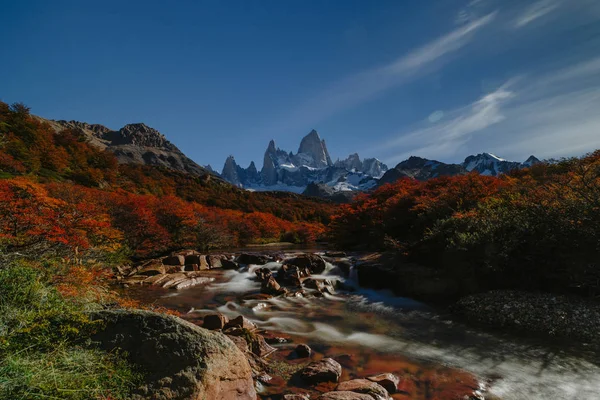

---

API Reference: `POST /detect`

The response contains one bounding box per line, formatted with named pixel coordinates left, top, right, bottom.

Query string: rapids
left=129, top=253, right=600, bottom=400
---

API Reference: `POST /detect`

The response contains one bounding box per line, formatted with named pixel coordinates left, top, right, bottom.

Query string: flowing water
left=128, top=253, right=600, bottom=400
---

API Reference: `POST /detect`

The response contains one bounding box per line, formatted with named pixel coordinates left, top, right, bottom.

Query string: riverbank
left=453, top=290, right=600, bottom=348
left=353, top=252, right=600, bottom=350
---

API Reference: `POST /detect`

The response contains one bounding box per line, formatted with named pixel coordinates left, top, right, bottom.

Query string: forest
left=0, top=101, right=333, bottom=261
left=329, top=152, right=600, bottom=297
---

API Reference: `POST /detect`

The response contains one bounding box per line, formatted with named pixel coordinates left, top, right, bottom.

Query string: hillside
left=0, top=101, right=336, bottom=257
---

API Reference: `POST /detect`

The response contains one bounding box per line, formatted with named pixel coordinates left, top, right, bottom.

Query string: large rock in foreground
left=92, top=310, right=256, bottom=400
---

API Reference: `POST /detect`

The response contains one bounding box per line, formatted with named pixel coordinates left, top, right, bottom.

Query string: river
left=127, top=252, right=600, bottom=400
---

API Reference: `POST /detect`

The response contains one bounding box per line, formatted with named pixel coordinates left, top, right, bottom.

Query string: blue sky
left=1, top=0, right=600, bottom=171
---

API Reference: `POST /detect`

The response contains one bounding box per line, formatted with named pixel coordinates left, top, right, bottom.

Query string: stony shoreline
left=453, top=290, right=600, bottom=347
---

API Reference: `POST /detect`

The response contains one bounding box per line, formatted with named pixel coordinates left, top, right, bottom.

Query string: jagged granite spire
left=221, top=155, right=241, bottom=186
left=297, top=129, right=332, bottom=168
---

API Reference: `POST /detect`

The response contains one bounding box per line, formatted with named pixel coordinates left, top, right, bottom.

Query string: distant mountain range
left=219, top=130, right=541, bottom=199
left=220, top=130, right=388, bottom=194
left=37, top=115, right=541, bottom=201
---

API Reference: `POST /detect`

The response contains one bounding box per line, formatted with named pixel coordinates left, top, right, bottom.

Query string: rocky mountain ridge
left=39, top=117, right=213, bottom=177
left=379, top=153, right=541, bottom=185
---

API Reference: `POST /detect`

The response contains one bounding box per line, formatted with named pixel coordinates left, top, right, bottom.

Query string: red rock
left=225, top=315, right=257, bottom=330
left=300, top=358, right=342, bottom=384
left=294, top=344, right=312, bottom=358
left=336, top=378, right=389, bottom=400
left=203, top=313, right=229, bottom=330
left=367, top=373, right=400, bottom=393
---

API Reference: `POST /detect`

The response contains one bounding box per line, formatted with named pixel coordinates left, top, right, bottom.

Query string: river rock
left=325, top=251, right=347, bottom=258
left=261, top=276, right=286, bottom=295
left=226, top=315, right=257, bottom=330
left=285, top=253, right=327, bottom=274
left=303, top=278, right=336, bottom=294
left=237, top=253, right=272, bottom=265
left=294, top=344, right=312, bottom=358
left=162, top=255, right=185, bottom=266
left=208, top=254, right=225, bottom=269
left=367, top=373, right=399, bottom=393
left=184, top=254, right=201, bottom=266
left=300, top=358, right=342, bottom=384
left=284, top=394, right=310, bottom=400
left=91, top=310, right=256, bottom=400
left=249, top=334, right=277, bottom=357
left=183, top=263, right=199, bottom=272
left=334, top=260, right=353, bottom=276
left=318, top=392, right=372, bottom=400
left=136, top=263, right=166, bottom=276
left=142, top=273, right=171, bottom=286
left=173, top=276, right=214, bottom=290
left=221, top=259, right=239, bottom=270
left=336, top=379, right=389, bottom=400
left=277, top=264, right=307, bottom=286
left=203, top=313, right=229, bottom=330
left=255, top=267, right=273, bottom=281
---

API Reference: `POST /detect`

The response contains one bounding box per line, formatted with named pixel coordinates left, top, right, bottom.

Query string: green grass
left=0, top=346, right=139, bottom=400
left=0, top=261, right=141, bottom=400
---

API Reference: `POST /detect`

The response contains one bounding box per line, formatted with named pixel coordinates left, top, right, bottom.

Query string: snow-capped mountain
left=221, top=130, right=388, bottom=193
left=463, top=153, right=541, bottom=176
left=379, top=153, right=541, bottom=184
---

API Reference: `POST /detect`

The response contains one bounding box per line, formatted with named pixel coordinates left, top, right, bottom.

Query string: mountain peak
left=298, top=129, right=332, bottom=168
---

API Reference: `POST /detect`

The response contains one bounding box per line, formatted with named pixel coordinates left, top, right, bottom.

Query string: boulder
left=303, top=278, right=335, bottom=294
left=336, top=379, right=389, bottom=400
left=199, top=255, right=210, bottom=270
left=367, top=373, right=399, bottom=393
left=318, top=392, right=372, bottom=400
left=225, top=315, right=257, bottom=331
left=163, top=255, right=185, bottom=266
left=277, top=264, right=308, bottom=286
left=183, top=264, right=199, bottom=272
left=249, top=334, right=277, bottom=358
left=236, top=253, right=272, bottom=265
left=334, top=260, right=353, bottom=276
left=136, top=264, right=166, bottom=276
left=184, top=254, right=201, bottom=266
left=261, top=276, right=285, bottom=295
left=255, top=267, right=273, bottom=281
left=299, top=358, right=342, bottom=384
left=203, top=313, right=229, bottom=330
left=208, top=255, right=224, bottom=269
left=285, top=254, right=327, bottom=274
left=91, top=310, right=256, bottom=400
left=294, top=344, right=311, bottom=358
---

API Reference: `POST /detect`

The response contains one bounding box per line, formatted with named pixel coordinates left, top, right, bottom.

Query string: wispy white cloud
left=374, top=56, right=600, bottom=164
left=268, top=12, right=497, bottom=133
left=372, top=83, right=515, bottom=163
left=513, top=0, right=561, bottom=28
